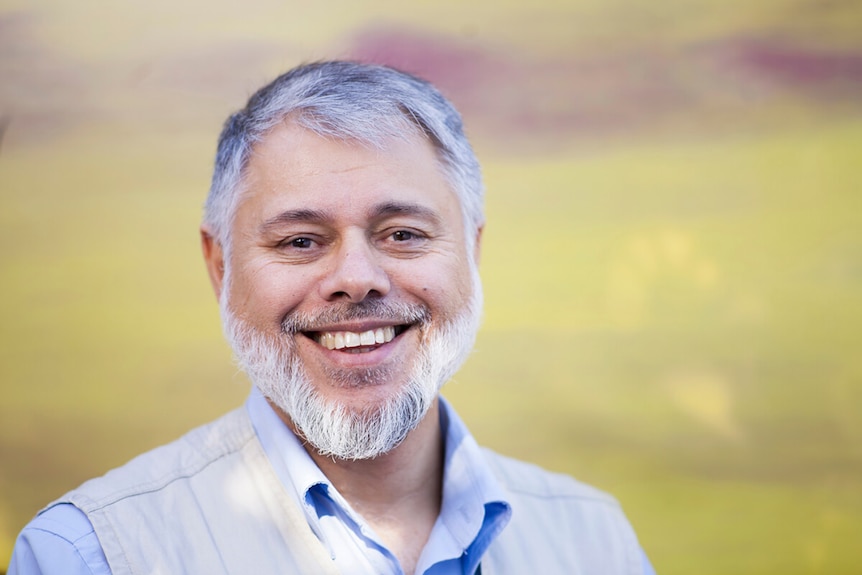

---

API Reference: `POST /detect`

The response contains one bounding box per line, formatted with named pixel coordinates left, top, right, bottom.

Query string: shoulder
left=480, top=448, right=647, bottom=574
left=12, top=408, right=258, bottom=574
left=55, top=407, right=254, bottom=513
left=480, top=447, right=620, bottom=507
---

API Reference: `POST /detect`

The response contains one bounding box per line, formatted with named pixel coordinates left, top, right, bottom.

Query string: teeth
left=344, top=332, right=361, bottom=348
left=316, top=326, right=397, bottom=350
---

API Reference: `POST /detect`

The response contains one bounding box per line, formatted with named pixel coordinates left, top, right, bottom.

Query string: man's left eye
left=391, top=230, right=417, bottom=241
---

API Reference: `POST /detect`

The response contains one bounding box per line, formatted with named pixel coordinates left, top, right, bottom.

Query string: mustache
left=280, top=299, right=431, bottom=334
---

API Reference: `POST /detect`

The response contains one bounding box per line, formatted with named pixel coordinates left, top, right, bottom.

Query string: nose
left=318, top=235, right=391, bottom=303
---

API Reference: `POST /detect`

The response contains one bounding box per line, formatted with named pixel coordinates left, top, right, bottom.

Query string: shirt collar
left=245, top=387, right=329, bottom=508
left=435, top=397, right=510, bottom=547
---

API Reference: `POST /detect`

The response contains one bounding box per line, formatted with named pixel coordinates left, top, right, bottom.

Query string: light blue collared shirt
left=247, top=388, right=512, bottom=575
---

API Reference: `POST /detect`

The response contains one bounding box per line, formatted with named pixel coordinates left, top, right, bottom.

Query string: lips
left=287, top=302, right=428, bottom=355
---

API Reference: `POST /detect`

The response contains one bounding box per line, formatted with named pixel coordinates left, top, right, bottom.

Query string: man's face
left=204, top=121, right=481, bottom=459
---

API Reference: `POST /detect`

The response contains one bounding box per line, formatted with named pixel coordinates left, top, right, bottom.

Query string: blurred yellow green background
left=2, top=0, right=861, bottom=573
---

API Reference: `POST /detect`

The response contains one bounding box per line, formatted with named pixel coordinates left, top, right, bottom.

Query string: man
left=10, top=61, right=655, bottom=574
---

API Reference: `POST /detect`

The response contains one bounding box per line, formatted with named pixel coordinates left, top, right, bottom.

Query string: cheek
left=227, top=261, right=313, bottom=327
left=401, top=260, right=475, bottom=316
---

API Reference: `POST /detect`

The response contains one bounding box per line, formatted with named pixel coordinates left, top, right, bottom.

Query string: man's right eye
left=285, top=237, right=314, bottom=249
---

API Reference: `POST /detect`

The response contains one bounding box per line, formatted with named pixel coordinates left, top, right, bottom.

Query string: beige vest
left=50, top=408, right=645, bottom=574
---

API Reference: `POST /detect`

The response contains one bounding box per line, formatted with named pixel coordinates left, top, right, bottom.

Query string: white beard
left=220, top=269, right=483, bottom=461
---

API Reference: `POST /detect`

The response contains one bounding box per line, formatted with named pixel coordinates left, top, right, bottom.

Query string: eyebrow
left=370, top=201, right=442, bottom=224
left=259, top=209, right=331, bottom=234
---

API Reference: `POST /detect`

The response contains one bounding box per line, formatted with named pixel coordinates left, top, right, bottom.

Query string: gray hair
left=203, top=61, right=484, bottom=254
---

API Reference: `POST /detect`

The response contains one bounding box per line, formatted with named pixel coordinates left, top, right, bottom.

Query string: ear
left=201, top=226, right=225, bottom=300
left=472, top=224, right=484, bottom=266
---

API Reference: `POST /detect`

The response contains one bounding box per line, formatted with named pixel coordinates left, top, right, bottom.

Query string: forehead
left=235, top=121, right=463, bottom=228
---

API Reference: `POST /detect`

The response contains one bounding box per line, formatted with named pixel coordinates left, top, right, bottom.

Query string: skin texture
left=201, top=121, right=482, bottom=574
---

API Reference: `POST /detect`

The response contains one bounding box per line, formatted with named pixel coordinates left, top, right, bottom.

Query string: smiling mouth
left=306, top=325, right=410, bottom=352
